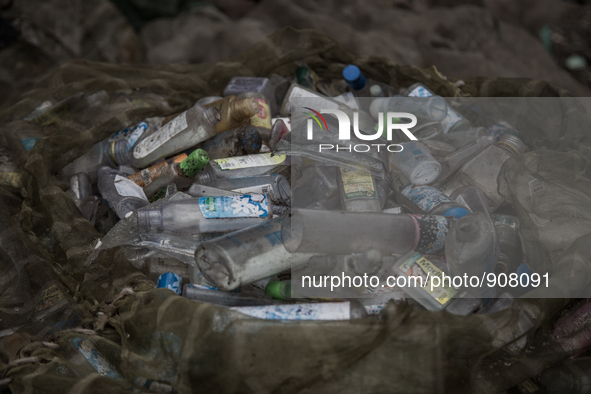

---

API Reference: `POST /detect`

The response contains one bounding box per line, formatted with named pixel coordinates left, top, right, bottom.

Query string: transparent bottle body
left=444, top=212, right=499, bottom=298
left=137, top=195, right=273, bottom=235
left=369, top=96, right=447, bottom=122
left=292, top=165, right=339, bottom=208
left=283, top=208, right=455, bottom=256
left=434, top=135, right=495, bottom=184
left=389, top=141, right=442, bottom=185
left=131, top=104, right=219, bottom=168
left=432, top=127, right=491, bottom=149
left=182, top=284, right=272, bottom=306
left=492, top=214, right=523, bottom=275
left=195, top=217, right=312, bottom=291
left=142, top=164, right=193, bottom=198
left=204, top=174, right=291, bottom=206
left=97, top=167, right=149, bottom=219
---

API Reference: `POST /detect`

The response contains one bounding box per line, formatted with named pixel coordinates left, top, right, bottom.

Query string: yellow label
left=214, top=153, right=286, bottom=171
left=340, top=168, right=375, bottom=199
left=36, top=284, right=64, bottom=312
left=0, top=172, right=22, bottom=188
left=250, top=99, right=271, bottom=129
left=398, top=253, right=457, bottom=305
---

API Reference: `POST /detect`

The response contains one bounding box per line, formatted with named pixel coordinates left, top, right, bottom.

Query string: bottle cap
left=370, top=84, right=383, bottom=97
left=497, top=133, right=526, bottom=155
left=180, top=149, right=209, bottom=177
left=442, top=207, right=470, bottom=219
left=265, top=281, right=291, bottom=300
left=238, top=126, right=263, bottom=154
left=342, top=65, right=366, bottom=91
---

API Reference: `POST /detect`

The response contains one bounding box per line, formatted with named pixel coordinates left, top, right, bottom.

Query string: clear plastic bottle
left=342, top=65, right=396, bottom=98
left=187, top=184, right=241, bottom=198
left=97, top=166, right=149, bottom=219
left=222, top=76, right=277, bottom=116
left=127, top=152, right=187, bottom=188
left=399, top=185, right=469, bottom=218
left=204, top=95, right=260, bottom=134
left=369, top=96, right=447, bottom=122
left=137, top=194, right=272, bottom=234
left=283, top=208, right=457, bottom=256
left=68, top=172, right=93, bottom=207
left=389, top=141, right=442, bottom=185
left=229, top=301, right=367, bottom=320
left=237, top=92, right=273, bottom=141
left=432, top=127, right=491, bottom=149
left=197, top=125, right=262, bottom=160
left=193, top=153, right=294, bottom=185
left=433, top=135, right=495, bottom=184
left=403, top=83, right=470, bottom=133
left=491, top=214, right=523, bottom=275
left=454, top=134, right=527, bottom=210
left=337, top=167, right=382, bottom=212
left=182, top=284, right=273, bottom=307
left=292, top=165, right=338, bottom=208
left=444, top=212, right=499, bottom=298
left=202, top=174, right=291, bottom=206
left=62, top=121, right=157, bottom=183
left=131, top=103, right=221, bottom=169
left=195, top=217, right=312, bottom=291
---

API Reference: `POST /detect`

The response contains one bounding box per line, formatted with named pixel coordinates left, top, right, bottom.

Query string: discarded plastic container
left=404, top=83, right=470, bottom=133
left=97, top=166, right=149, bottom=219
left=389, top=141, right=442, bottom=185
left=445, top=212, right=499, bottom=298
left=283, top=208, right=456, bottom=256
left=201, top=174, right=291, bottom=206
left=342, top=65, right=395, bottom=98
left=432, top=127, right=492, bottom=149
left=69, top=172, right=93, bottom=206
left=223, top=76, right=277, bottom=116
left=195, top=217, right=312, bottom=291
left=292, top=165, right=339, bottom=209
left=393, top=251, right=458, bottom=311
left=194, top=153, right=295, bottom=184
left=127, top=153, right=187, bottom=188
left=399, top=185, right=469, bottom=218
left=265, top=280, right=291, bottom=300
left=337, top=167, right=382, bottom=212
left=131, top=103, right=220, bottom=169
left=435, top=135, right=495, bottom=184
left=157, top=272, right=182, bottom=295
left=197, top=125, right=262, bottom=160
left=454, top=134, right=527, bottom=210
left=141, top=149, right=210, bottom=198
left=204, top=95, right=260, bottom=134
left=229, top=301, right=367, bottom=320
left=449, top=185, right=491, bottom=216
left=268, top=118, right=290, bottom=151
left=137, top=194, right=272, bottom=234
left=182, top=284, right=271, bottom=306
left=369, top=96, right=447, bottom=122
left=62, top=121, right=156, bottom=183
left=421, top=139, right=456, bottom=157
left=492, top=214, right=523, bottom=275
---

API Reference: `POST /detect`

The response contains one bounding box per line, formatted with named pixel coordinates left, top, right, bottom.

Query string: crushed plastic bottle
left=199, top=174, right=291, bottom=206
left=97, top=166, right=149, bottom=219
left=399, top=185, right=469, bottom=218
left=127, top=152, right=187, bottom=188
left=337, top=167, right=383, bottom=212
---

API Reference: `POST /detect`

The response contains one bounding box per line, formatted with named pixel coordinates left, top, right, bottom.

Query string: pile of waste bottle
left=19, top=62, right=538, bottom=322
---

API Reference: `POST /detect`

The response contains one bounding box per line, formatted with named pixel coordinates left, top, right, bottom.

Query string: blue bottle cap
left=342, top=65, right=366, bottom=90
left=442, top=207, right=470, bottom=218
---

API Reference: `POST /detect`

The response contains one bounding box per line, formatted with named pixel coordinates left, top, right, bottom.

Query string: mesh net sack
left=0, top=27, right=590, bottom=393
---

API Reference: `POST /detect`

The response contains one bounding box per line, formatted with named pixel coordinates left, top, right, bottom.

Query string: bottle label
left=398, top=253, right=457, bottom=305
left=250, top=99, right=271, bottom=129
left=198, top=194, right=269, bottom=218
left=340, top=168, right=375, bottom=199
left=411, top=214, right=456, bottom=254
left=407, top=85, right=462, bottom=133
left=229, top=302, right=351, bottom=320
left=35, top=284, right=65, bottom=312
left=402, top=185, right=453, bottom=212
left=214, top=153, right=286, bottom=171
left=492, top=214, right=519, bottom=231
left=231, top=184, right=276, bottom=202
left=133, top=112, right=188, bottom=159
left=108, top=122, right=148, bottom=152
left=114, top=175, right=148, bottom=201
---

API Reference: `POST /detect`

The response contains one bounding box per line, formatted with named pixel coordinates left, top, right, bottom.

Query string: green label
left=340, top=168, right=375, bottom=199
left=398, top=253, right=457, bottom=305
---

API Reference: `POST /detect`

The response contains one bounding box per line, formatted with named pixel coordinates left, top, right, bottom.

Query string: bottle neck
left=230, top=98, right=260, bottom=121
left=201, top=106, right=222, bottom=127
